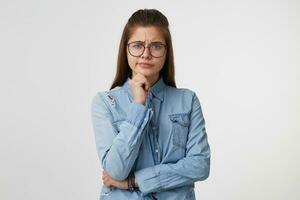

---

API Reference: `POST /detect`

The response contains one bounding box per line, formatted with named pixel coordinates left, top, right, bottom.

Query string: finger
left=129, top=78, right=143, bottom=88
left=146, top=84, right=151, bottom=92
left=103, top=182, right=110, bottom=188
left=105, top=180, right=112, bottom=187
left=133, top=73, right=148, bottom=84
left=138, top=78, right=150, bottom=90
left=103, top=175, right=109, bottom=182
left=132, top=72, right=143, bottom=80
left=139, top=75, right=150, bottom=90
left=132, top=73, right=147, bottom=82
left=103, top=170, right=109, bottom=177
left=103, top=180, right=110, bottom=187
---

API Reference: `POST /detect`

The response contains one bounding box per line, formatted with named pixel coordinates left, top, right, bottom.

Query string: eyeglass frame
left=126, top=41, right=167, bottom=58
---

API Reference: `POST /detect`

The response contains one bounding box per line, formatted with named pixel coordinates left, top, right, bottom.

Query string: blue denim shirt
left=91, top=76, right=210, bottom=200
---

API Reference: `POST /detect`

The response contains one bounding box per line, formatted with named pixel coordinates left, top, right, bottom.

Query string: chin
left=137, top=69, right=155, bottom=76
left=142, top=72, right=157, bottom=78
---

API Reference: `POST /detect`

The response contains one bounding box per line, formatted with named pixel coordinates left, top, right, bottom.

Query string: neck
left=148, top=75, right=160, bottom=87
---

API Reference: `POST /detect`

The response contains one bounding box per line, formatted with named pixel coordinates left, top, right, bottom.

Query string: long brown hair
left=109, top=8, right=176, bottom=90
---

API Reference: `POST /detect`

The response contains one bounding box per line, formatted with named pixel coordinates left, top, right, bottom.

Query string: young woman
left=91, top=8, right=210, bottom=200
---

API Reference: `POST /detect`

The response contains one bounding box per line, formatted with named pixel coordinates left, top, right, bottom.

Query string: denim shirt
left=91, top=76, right=210, bottom=200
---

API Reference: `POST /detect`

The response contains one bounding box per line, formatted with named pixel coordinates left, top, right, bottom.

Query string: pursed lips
left=138, top=62, right=154, bottom=67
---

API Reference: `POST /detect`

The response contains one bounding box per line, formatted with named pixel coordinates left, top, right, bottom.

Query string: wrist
left=127, top=175, right=134, bottom=191
left=114, top=180, right=125, bottom=190
left=131, top=173, right=138, bottom=188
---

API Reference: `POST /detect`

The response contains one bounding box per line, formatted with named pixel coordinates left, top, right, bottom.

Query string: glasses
left=127, top=41, right=167, bottom=58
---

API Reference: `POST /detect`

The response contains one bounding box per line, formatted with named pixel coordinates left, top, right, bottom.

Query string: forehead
left=129, top=26, right=165, bottom=42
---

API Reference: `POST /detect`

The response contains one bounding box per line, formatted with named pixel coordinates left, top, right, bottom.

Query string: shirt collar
left=123, top=76, right=166, bottom=102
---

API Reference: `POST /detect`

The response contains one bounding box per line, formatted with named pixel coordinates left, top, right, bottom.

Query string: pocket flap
left=168, top=113, right=190, bottom=127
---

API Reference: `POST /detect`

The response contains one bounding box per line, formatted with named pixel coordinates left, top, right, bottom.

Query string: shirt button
left=155, top=149, right=158, bottom=153
left=144, top=118, right=147, bottom=121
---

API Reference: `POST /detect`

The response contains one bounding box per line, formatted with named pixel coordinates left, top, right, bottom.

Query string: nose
left=141, top=45, right=152, bottom=59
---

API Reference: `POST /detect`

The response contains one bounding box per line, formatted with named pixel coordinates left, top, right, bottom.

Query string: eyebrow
left=130, top=40, right=165, bottom=43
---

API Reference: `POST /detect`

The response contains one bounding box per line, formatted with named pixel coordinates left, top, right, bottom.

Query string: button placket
left=146, top=91, right=162, bottom=164
left=155, top=131, right=161, bottom=163
left=151, top=111, right=161, bottom=164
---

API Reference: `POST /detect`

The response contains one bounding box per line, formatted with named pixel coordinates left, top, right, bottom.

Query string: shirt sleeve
left=91, top=92, right=153, bottom=181
left=134, top=92, right=210, bottom=195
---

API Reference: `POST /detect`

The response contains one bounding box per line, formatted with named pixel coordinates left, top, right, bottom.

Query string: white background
left=0, top=0, right=299, bottom=199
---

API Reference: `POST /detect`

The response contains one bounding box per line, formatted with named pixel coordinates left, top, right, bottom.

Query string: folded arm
left=91, top=92, right=153, bottom=181
left=134, top=92, right=211, bottom=195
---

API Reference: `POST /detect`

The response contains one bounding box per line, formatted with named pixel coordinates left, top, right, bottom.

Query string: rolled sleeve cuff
left=126, top=101, right=149, bottom=128
left=134, top=165, right=162, bottom=195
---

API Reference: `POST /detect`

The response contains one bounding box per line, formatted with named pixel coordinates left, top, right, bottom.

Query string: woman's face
left=127, top=26, right=167, bottom=80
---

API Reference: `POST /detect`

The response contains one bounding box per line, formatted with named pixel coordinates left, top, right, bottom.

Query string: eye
left=132, top=43, right=143, bottom=49
left=151, top=43, right=164, bottom=50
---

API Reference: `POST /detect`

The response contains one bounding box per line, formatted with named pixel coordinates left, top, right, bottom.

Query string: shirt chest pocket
left=168, top=112, right=190, bottom=149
